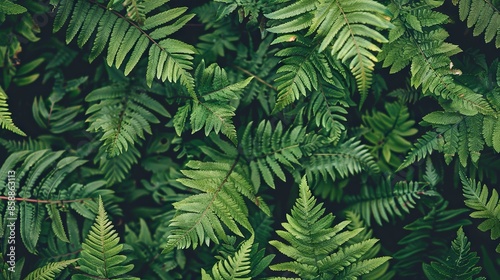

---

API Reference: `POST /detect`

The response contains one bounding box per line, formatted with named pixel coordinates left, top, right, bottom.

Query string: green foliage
left=269, top=177, right=391, bottom=279
left=361, top=102, right=418, bottom=170
left=24, top=259, right=77, bottom=280
left=266, top=0, right=392, bottom=105
left=452, top=0, right=500, bottom=47
left=393, top=200, right=472, bottom=277
left=0, top=86, right=26, bottom=136
left=461, top=174, right=500, bottom=253
left=1, top=0, right=499, bottom=278
left=344, top=176, right=438, bottom=226
left=85, top=83, right=170, bottom=157
left=52, top=0, right=196, bottom=89
left=423, top=227, right=485, bottom=280
left=72, top=196, right=138, bottom=279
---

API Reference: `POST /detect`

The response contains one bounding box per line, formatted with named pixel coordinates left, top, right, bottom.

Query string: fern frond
left=266, top=0, right=392, bottom=104
left=302, top=137, right=380, bottom=183
left=0, top=137, right=51, bottom=153
left=380, top=1, right=494, bottom=116
left=0, top=0, right=27, bottom=14
left=269, top=176, right=391, bottom=279
left=453, top=0, right=500, bottom=48
left=398, top=131, right=444, bottom=171
left=344, top=177, right=435, bottom=226
left=241, top=120, right=305, bottom=189
left=461, top=174, right=500, bottom=253
left=24, top=259, right=77, bottom=280
left=174, top=62, right=252, bottom=144
left=393, top=200, right=472, bottom=277
left=94, top=144, right=140, bottom=185
left=201, top=236, right=253, bottom=280
left=85, top=83, right=170, bottom=157
left=423, top=227, right=485, bottom=280
left=0, top=86, right=26, bottom=136
left=73, top=196, right=138, bottom=279
left=164, top=159, right=270, bottom=252
left=52, top=0, right=196, bottom=92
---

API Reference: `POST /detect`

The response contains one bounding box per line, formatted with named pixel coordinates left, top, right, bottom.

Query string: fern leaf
left=453, top=0, right=500, bottom=47
left=164, top=159, right=270, bottom=252
left=461, top=174, right=500, bottom=252
left=269, top=176, right=391, bottom=279
left=52, top=0, right=196, bottom=92
left=85, top=84, right=170, bottom=157
left=0, top=86, right=26, bottom=136
left=201, top=236, right=254, bottom=280
left=344, top=177, right=435, bottom=226
left=0, top=0, right=27, bottom=15
left=303, top=137, right=380, bottom=183
left=241, top=120, right=305, bottom=189
left=398, top=131, right=443, bottom=171
left=24, top=259, right=77, bottom=280
left=72, top=196, right=138, bottom=279
left=423, top=227, right=484, bottom=279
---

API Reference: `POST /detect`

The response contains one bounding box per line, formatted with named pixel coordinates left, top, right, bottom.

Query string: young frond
left=24, top=259, right=78, bottom=280
left=85, top=84, right=170, bottom=157
left=52, top=0, right=196, bottom=91
left=453, top=0, right=500, bottom=48
left=461, top=174, right=500, bottom=253
left=72, top=196, right=138, bottom=279
left=164, top=159, right=270, bottom=253
left=0, top=86, right=26, bottom=136
left=423, top=227, right=485, bottom=280
left=344, top=177, right=435, bottom=226
left=269, top=176, right=391, bottom=279
left=201, top=236, right=254, bottom=280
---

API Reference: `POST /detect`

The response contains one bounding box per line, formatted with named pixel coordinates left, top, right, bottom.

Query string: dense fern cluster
left=0, top=0, right=499, bottom=278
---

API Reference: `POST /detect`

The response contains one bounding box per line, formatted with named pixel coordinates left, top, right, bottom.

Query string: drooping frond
left=461, top=174, right=500, bottom=253
left=423, top=227, right=485, bottom=280
left=0, top=85, right=26, bottom=136
left=201, top=236, right=254, bottom=280
left=241, top=120, right=305, bottom=189
left=24, top=259, right=78, bottom=280
left=173, top=61, right=252, bottom=144
left=269, top=176, right=391, bottom=279
left=266, top=0, right=392, bottom=104
left=452, top=0, right=500, bottom=48
left=344, top=176, right=437, bottom=226
left=163, top=159, right=270, bottom=252
left=51, top=0, right=196, bottom=91
left=72, top=196, right=138, bottom=279
left=94, top=144, right=140, bottom=185
left=393, top=200, right=472, bottom=277
left=85, top=83, right=170, bottom=157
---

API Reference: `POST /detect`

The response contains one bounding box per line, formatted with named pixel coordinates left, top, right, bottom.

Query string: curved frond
left=0, top=86, right=26, bottom=136
left=24, top=259, right=77, bottom=280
